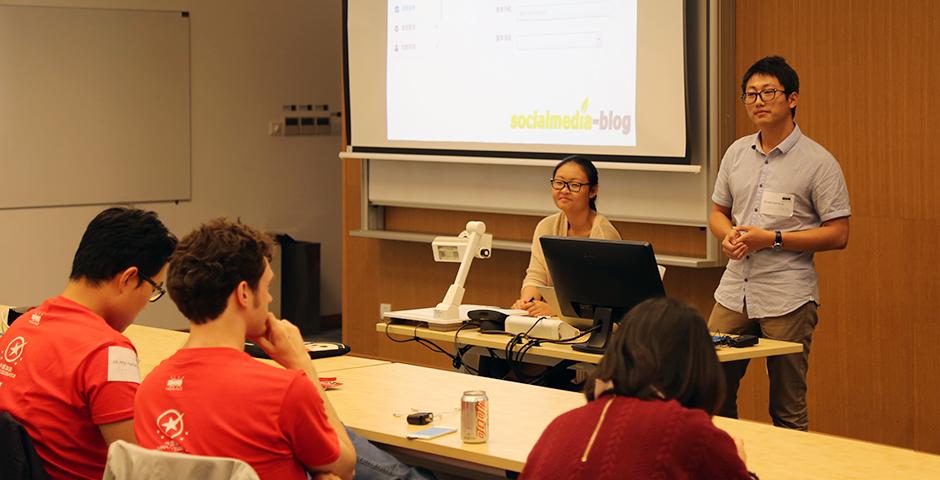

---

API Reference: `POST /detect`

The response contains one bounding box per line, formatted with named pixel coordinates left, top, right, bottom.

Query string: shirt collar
left=751, top=123, right=803, bottom=155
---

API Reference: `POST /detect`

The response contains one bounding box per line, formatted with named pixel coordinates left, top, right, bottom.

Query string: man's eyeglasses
left=741, top=88, right=786, bottom=105
left=550, top=178, right=590, bottom=193
left=139, top=274, right=167, bottom=303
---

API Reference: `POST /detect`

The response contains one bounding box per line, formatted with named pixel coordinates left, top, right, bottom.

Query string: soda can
left=461, top=390, right=489, bottom=443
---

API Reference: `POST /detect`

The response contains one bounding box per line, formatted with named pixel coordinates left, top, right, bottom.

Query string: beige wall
left=0, top=0, right=345, bottom=329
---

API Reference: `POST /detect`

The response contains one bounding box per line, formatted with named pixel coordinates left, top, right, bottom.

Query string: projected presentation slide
left=387, top=0, right=637, bottom=147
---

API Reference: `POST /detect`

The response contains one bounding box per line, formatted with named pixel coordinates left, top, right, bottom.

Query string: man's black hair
left=69, top=207, right=177, bottom=285
left=742, top=55, right=800, bottom=117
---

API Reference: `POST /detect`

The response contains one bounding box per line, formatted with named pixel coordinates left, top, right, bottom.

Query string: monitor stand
left=572, top=307, right=614, bottom=354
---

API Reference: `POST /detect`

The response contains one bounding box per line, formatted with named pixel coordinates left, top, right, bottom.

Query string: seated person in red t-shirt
left=0, top=207, right=177, bottom=480
left=133, top=219, right=359, bottom=479
left=520, top=297, right=756, bottom=480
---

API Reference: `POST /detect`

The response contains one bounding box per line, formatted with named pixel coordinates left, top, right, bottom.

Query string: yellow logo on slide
left=509, top=97, right=632, bottom=135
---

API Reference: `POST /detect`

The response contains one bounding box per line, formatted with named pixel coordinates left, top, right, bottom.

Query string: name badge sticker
left=760, top=191, right=795, bottom=217
left=107, top=346, right=141, bottom=383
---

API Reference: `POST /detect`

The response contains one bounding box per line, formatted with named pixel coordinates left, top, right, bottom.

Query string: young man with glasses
left=0, top=207, right=177, bottom=479
left=708, top=56, right=851, bottom=430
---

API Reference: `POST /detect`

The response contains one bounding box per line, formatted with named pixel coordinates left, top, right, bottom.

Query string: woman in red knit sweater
left=520, top=297, right=756, bottom=479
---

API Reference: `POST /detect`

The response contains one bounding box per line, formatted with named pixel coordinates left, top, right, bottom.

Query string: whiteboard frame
left=0, top=5, right=191, bottom=210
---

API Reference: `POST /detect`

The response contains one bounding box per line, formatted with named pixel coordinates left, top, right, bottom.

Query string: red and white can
left=461, top=390, right=489, bottom=443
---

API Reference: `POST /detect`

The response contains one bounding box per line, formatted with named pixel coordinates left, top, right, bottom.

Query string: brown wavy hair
left=167, top=218, right=273, bottom=324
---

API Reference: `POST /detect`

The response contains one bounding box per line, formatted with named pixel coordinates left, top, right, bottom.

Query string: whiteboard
left=0, top=5, right=190, bottom=209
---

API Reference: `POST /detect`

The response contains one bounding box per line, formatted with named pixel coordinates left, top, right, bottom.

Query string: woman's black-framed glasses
left=550, top=178, right=589, bottom=193
left=139, top=274, right=167, bottom=302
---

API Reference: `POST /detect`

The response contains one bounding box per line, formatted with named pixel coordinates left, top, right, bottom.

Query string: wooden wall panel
left=732, top=0, right=940, bottom=453
left=344, top=0, right=940, bottom=454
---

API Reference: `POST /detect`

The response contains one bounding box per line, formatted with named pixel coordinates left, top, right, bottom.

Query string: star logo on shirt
left=3, top=337, right=26, bottom=363
left=156, top=409, right=185, bottom=439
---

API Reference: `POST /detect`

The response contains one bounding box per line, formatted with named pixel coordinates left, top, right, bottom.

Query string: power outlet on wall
left=379, top=303, right=392, bottom=319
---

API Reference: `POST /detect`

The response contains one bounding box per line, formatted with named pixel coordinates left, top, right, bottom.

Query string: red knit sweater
left=520, top=395, right=751, bottom=480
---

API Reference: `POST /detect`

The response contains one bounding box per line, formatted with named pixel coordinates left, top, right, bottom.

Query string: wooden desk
left=327, top=362, right=582, bottom=473
left=329, top=361, right=940, bottom=479
left=376, top=322, right=802, bottom=363
left=714, top=417, right=940, bottom=479
left=314, top=355, right=390, bottom=374
left=126, top=325, right=940, bottom=478
left=124, top=324, right=387, bottom=376
left=125, top=324, right=189, bottom=376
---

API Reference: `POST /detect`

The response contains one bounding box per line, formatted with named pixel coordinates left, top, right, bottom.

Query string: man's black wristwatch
left=772, top=230, right=783, bottom=250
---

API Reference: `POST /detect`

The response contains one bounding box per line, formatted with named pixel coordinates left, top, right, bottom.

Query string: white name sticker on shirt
left=760, top=191, right=795, bottom=217
left=107, top=346, right=141, bottom=383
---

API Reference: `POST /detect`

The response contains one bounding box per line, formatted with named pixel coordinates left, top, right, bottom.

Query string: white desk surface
left=328, top=361, right=940, bottom=479
left=326, top=361, right=582, bottom=472
left=125, top=324, right=388, bottom=377
left=125, top=325, right=940, bottom=478
left=376, top=322, right=802, bottom=363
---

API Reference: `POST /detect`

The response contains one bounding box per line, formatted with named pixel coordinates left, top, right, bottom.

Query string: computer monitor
left=540, top=236, right=666, bottom=354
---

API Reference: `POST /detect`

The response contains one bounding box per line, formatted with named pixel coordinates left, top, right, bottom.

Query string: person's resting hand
left=734, top=226, right=775, bottom=252
left=511, top=298, right=532, bottom=310
left=309, top=473, right=342, bottom=480
left=525, top=300, right=554, bottom=318
left=722, top=228, right=748, bottom=260
left=249, top=312, right=310, bottom=371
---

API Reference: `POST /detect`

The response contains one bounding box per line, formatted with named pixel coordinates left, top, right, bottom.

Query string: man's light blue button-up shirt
left=712, top=125, right=851, bottom=318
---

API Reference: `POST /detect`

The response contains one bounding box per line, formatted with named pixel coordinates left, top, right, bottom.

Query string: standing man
left=708, top=56, right=851, bottom=430
left=0, top=207, right=177, bottom=479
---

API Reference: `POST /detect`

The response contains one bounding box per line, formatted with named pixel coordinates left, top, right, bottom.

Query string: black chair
left=2, top=305, right=32, bottom=329
left=0, top=412, right=50, bottom=480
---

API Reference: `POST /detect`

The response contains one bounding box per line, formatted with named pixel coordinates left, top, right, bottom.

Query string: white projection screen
left=342, top=0, right=737, bottom=234
left=346, top=0, right=688, bottom=163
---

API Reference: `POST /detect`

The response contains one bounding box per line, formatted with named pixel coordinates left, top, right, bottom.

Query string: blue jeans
left=348, top=427, right=436, bottom=480
left=309, top=428, right=435, bottom=480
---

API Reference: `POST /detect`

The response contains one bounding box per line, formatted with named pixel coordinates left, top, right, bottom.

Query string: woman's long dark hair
left=553, top=155, right=599, bottom=211
left=586, top=297, right=726, bottom=415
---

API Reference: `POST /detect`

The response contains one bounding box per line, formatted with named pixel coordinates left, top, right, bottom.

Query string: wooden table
left=376, top=322, right=803, bottom=363
left=326, top=362, right=582, bottom=474
left=329, top=361, right=940, bottom=479
left=714, top=417, right=940, bottom=479
left=126, top=325, right=940, bottom=478
left=125, top=324, right=190, bottom=376
left=124, top=324, right=387, bottom=376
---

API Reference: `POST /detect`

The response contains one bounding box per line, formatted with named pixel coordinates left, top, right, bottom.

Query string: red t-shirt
left=134, top=347, right=339, bottom=480
left=0, top=296, right=140, bottom=480
left=520, top=395, right=752, bottom=480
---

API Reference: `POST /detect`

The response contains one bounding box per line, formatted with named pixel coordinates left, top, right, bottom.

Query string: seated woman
left=520, top=297, right=754, bottom=479
left=512, top=155, right=621, bottom=317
